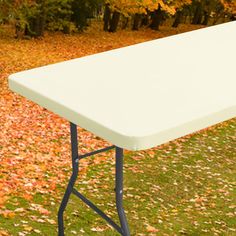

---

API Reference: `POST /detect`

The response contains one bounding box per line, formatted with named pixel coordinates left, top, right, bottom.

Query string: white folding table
left=8, top=21, right=236, bottom=236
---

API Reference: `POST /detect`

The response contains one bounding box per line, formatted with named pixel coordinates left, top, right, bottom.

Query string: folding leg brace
left=58, top=123, right=130, bottom=236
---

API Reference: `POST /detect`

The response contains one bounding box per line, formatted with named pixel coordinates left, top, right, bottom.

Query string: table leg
left=57, top=123, right=131, bottom=236
left=116, top=147, right=130, bottom=236
left=58, top=123, right=79, bottom=236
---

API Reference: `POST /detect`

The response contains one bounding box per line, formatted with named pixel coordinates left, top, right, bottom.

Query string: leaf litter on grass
left=0, top=22, right=235, bottom=235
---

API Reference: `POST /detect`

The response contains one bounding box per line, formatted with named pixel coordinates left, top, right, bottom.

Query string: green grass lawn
left=0, top=119, right=235, bottom=236
left=1, top=22, right=235, bottom=236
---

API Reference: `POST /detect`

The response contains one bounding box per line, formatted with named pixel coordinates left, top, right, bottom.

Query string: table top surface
left=9, top=22, right=236, bottom=151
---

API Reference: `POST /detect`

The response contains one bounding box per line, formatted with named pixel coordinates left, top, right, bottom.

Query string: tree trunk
left=183, top=14, right=188, bottom=24
left=150, top=4, right=162, bottom=30
left=103, top=4, right=111, bottom=31
left=172, top=10, right=182, bottom=28
left=25, top=15, right=45, bottom=37
left=121, top=16, right=129, bottom=29
left=15, top=19, right=24, bottom=39
left=192, top=2, right=203, bottom=25
left=202, top=11, right=209, bottom=25
left=71, top=0, right=90, bottom=32
left=212, top=12, right=223, bottom=25
left=132, top=13, right=141, bottom=30
left=141, top=14, right=149, bottom=27
left=109, top=11, right=120, bottom=32
left=230, top=15, right=236, bottom=21
left=24, top=1, right=45, bottom=38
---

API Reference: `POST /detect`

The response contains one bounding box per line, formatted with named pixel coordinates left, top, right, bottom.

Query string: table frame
left=58, top=123, right=130, bottom=236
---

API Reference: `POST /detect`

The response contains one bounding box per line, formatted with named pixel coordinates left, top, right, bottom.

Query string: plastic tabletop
left=8, top=22, right=236, bottom=151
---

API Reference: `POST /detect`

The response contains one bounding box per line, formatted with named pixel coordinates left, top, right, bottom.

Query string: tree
left=103, top=3, right=111, bottom=31
left=221, top=0, right=236, bottom=17
left=1, top=0, right=236, bottom=38
left=172, top=10, right=183, bottom=27
left=191, top=0, right=203, bottom=24
left=71, top=0, right=102, bottom=32
left=104, top=0, right=192, bottom=32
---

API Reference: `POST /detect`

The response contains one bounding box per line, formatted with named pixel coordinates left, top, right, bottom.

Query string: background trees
left=0, top=0, right=235, bottom=38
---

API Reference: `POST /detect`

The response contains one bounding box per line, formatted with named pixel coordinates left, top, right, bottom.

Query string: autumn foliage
left=0, top=0, right=236, bottom=233
left=0, top=0, right=236, bottom=37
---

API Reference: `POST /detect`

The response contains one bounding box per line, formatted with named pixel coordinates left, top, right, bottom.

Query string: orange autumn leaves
left=106, top=0, right=193, bottom=15
left=221, top=0, right=236, bottom=14
left=0, top=24, right=205, bottom=210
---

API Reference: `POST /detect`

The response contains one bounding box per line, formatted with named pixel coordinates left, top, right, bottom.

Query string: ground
left=0, top=22, right=235, bottom=235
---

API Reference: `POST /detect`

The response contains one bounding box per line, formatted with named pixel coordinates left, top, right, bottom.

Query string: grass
left=0, top=119, right=235, bottom=235
left=0, top=22, right=235, bottom=235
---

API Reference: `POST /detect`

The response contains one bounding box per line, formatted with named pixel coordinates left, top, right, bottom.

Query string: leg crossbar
left=72, top=188, right=122, bottom=234
left=78, top=145, right=116, bottom=160
left=58, top=123, right=130, bottom=236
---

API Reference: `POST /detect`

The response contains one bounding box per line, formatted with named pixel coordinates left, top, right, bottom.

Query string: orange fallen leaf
left=146, top=225, right=159, bottom=233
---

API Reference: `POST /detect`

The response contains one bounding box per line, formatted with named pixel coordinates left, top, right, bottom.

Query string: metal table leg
left=116, top=147, right=130, bottom=236
left=58, top=122, right=130, bottom=235
left=58, top=123, right=79, bottom=236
